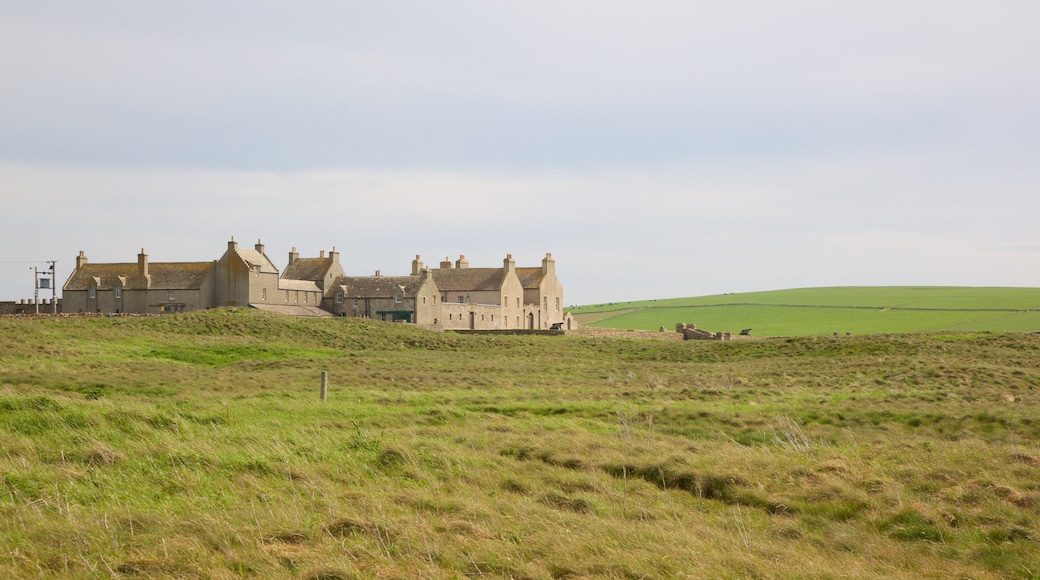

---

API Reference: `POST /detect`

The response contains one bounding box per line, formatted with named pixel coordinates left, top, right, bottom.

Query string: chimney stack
left=320, top=250, right=325, bottom=258
left=255, top=239, right=265, bottom=255
left=411, top=254, right=424, bottom=275
left=76, top=251, right=88, bottom=270
left=138, top=248, right=151, bottom=288
left=375, top=269, right=381, bottom=277
left=455, top=254, right=469, bottom=269
left=288, top=246, right=299, bottom=265
left=503, top=253, right=515, bottom=273
left=228, top=237, right=238, bottom=252
left=329, top=246, right=339, bottom=265
left=440, top=256, right=453, bottom=269
left=542, top=252, right=555, bottom=275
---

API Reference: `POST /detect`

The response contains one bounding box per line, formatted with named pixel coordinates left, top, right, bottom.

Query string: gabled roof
left=430, top=268, right=506, bottom=292
left=282, top=257, right=333, bottom=282
left=334, top=275, right=423, bottom=298
left=63, top=262, right=213, bottom=291
left=232, top=248, right=278, bottom=274
left=279, top=279, right=321, bottom=293
left=515, top=267, right=545, bottom=289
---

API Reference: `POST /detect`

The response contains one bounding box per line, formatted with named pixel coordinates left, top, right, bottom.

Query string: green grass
left=1, top=308, right=1039, bottom=578
left=570, top=286, right=1040, bottom=335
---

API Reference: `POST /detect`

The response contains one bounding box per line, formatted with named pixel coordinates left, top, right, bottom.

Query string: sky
left=1, top=1, right=1038, bottom=306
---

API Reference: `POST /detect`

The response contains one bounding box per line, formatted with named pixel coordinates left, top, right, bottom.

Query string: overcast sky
left=2, top=1, right=1038, bottom=305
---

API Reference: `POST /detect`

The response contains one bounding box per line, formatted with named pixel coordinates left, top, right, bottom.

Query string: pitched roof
left=63, top=262, right=213, bottom=291
left=430, top=268, right=506, bottom=292
left=515, top=267, right=545, bottom=289
left=279, top=279, right=321, bottom=293
left=334, top=275, right=423, bottom=298
left=233, top=248, right=278, bottom=274
left=281, top=257, right=332, bottom=282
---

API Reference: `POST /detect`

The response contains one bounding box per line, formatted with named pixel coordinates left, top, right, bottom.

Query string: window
left=516, top=316, right=520, bottom=326
left=503, top=296, right=508, bottom=307
left=544, top=296, right=548, bottom=310
left=458, top=296, right=464, bottom=303
left=285, top=290, right=289, bottom=302
left=336, top=293, right=342, bottom=304
left=352, top=299, right=358, bottom=309
left=168, top=291, right=175, bottom=301
left=394, top=293, right=402, bottom=304
left=422, top=296, right=426, bottom=304
left=516, top=297, right=520, bottom=308
left=89, top=287, right=96, bottom=299
left=262, top=288, right=267, bottom=300
left=114, top=286, right=121, bottom=299
left=295, top=291, right=299, bottom=303
left=556, top=297, right=560, bottom=311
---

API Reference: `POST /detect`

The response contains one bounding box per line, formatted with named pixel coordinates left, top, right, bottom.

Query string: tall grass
left=0, top=309, right=1038, bottom=577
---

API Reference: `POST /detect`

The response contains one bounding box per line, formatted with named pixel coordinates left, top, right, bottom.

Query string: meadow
left=570, top=287, right=1040, bottom=336
left=1, top=309, right=1038, bottom=578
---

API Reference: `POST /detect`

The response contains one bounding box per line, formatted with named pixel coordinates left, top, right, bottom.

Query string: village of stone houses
left=19, top=237, right=573, bottom=332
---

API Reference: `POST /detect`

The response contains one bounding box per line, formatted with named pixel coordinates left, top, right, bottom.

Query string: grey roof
left=515, top=267, right=545, bottom=289
left=282, top=257, right=332, bottom=282
left=334, top=275, right=422, bottom=298
left=430, top=268, right=506, bottom=292
left=63, top=262, right=212, bottom=291
left=234, top=248, right=278, bottom=274
left=279, top=279, right=321, bottom=292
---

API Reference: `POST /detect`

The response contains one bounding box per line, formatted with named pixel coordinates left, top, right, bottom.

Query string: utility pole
left=49, top=261, right=57, bottom=314
left=31, top=261, right=57, bottom=315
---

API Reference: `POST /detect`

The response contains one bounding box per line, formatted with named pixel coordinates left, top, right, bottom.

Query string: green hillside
left=1, top=309, right=1039, bottom=577
left=570, top=286, right=1040, bottom=336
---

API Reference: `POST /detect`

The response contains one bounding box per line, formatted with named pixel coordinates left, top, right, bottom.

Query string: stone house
left=326, top=263, right=440, bottom=323
left=62, top=238, right=326, bottom=315
left=62, top=249, right=214, bottom=314
left=61, top=240, right=569, bottom=327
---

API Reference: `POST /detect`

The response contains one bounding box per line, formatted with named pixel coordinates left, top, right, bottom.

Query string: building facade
left=61, top=239, right=569, bottom=328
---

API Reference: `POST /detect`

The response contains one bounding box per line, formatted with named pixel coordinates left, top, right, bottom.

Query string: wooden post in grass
left=320, top=371, right=328, bottom=402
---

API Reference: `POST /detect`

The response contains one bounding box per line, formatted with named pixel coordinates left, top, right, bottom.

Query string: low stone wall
left=447, top=329, right=565, bottom=336
left=0, top=299, right=63, bottom=315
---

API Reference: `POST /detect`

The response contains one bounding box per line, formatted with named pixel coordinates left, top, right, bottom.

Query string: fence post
left=320, top=371, right=328, bottom=402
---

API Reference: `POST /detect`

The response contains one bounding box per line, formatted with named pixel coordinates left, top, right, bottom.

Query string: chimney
left=542, top=252, right=555, bottom=275
left=255, top=239, right=265, bottom=255
left=375, top=269, right=381, bottom=277
left=228, top=237, right=238, bottom=252
left=411, top=254, right=424, bottom=275
left=288, top=246, right=299, bottom=265
left=503, top=253, right=515, bottom=273
left=320, top=250, right=325, bottom=258
left=76, top=251, right=88, bottom=270
left=455, top=254, right=469, bottom=269
left=329, top=246, right=339, bottom=265
left=138, top=248, right=151, bottom=289
left=440, top=256, right=453, bottom=269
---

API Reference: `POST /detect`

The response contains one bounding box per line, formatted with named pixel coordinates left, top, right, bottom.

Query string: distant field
left=570, top=287, right=1040, bottom=336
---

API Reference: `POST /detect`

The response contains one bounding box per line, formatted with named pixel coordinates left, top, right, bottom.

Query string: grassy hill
left=570, top=286, right=1040, bottom=336
left=1, top=309, right=1038, bottom=577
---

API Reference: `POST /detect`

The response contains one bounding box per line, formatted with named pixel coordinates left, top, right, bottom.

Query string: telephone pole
left=31, top=261, right=57, bottom=315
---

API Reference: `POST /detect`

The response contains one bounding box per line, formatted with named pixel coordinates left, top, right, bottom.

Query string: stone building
left=62, top=248, right=214, bottom=314
left=60, top=239, right=569, bottom=328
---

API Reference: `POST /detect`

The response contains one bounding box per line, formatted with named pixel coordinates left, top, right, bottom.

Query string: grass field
left=570, top=287, right=1040, bottom=336
left=1, top=309, right=1039, bottom=578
